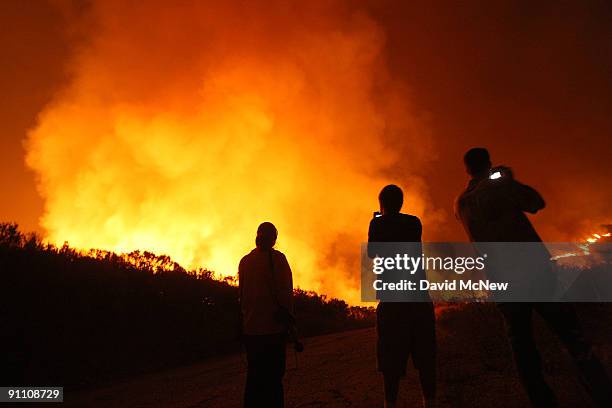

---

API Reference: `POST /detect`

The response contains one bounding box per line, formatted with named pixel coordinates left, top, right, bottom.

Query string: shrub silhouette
left=0, top=223, right=374, bottom=388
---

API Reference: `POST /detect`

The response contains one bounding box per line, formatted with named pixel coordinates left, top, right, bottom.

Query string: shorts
left=376, top=302, right=436, bottom=376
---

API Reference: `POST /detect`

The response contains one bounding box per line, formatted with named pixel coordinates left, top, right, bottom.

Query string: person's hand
left=490, top=165, right=514, bottom=181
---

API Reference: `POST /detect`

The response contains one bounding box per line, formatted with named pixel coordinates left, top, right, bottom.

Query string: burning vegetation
left=25, top=1, right=434, bottom=304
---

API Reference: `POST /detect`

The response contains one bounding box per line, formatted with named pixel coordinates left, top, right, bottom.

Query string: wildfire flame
left=551, top=229, right=611, bottom=261
left=25, top=1, right=435, bottom=303
left=586, top=233, right=609, bottom=243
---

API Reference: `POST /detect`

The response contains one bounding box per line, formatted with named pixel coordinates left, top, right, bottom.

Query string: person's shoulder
left=456, top=189, right=469, bottom=209
left=456, top=186, right=469, bottom=201
left=399, top=213, right=422, bottom=226
left=461, top=178, right=496, bottom=202
left=271, top=249, right=291, bottom=271
left=400, top=213, right=420, bottom=222
left=239, top=249, right=257, bottom=265
left=459, top=178, right=481, bottom=196
left=271, top=248, right=288, bottom=261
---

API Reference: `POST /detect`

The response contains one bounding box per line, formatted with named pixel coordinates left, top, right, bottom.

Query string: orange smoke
left=25, top=1, right=436, bottom=303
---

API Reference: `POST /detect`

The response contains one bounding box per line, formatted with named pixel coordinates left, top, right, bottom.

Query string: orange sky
left=1, top=1, right=611, bottom=301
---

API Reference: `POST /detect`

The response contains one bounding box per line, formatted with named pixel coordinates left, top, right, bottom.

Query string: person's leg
left=383, top=373, right=401, bottom=408
left=244, top=334, right=286, bottom=408
left=243, top=335, right=264, bottom=408
left=268, top=333, right=286, bottom=408
left=377, top=303, right=407, bottom=408
left=498, top=303, right=557, bottom=407
left=413, top=303, right=437, bottom=406
left=418, top=364, right=436, bottom=407
left=536, top=303, right=612, bottom=407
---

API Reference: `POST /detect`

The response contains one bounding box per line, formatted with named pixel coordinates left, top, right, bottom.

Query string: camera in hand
left=489, top=165, right=513, bottom=181
left=489, top=171, right=502, bottom=180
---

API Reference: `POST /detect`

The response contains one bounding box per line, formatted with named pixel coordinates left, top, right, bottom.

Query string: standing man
left=456, top=147, right=611, bottom=407
left=369, top=184, right=437, bottom=408
left=239, top=222, right=293, bottom=408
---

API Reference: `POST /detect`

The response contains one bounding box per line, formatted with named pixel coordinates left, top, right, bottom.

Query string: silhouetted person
left=368, top=185, right=436, bottom=408
left=239, top=222, right=293, bottom=408
left=456, top=147, right=612, bottom=407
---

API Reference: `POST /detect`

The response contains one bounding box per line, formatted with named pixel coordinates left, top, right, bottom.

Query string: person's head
left=464, top=147, right=492, bottom=178
left=256, top=222, right=277, bottom=250
left=379, top=184, right=403, bottom=215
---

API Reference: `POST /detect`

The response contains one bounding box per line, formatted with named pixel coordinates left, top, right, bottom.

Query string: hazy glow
left=26, top=1, right=435, bottom=303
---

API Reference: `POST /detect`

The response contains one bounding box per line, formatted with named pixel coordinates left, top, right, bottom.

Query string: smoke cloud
left=26, top=1, right=437, bottom=302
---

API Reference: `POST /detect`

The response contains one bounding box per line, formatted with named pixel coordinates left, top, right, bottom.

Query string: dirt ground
left=65, top=305, right=611, bottom=407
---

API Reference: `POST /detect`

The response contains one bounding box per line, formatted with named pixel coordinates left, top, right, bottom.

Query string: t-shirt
left=239, top=247, right=293, bottom=335
left=368, top=213, right=429, bottom=302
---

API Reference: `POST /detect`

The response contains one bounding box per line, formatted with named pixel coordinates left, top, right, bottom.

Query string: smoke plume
left=26, top=0, right=436, bottom=303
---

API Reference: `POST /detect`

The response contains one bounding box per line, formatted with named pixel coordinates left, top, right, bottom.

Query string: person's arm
left=511, top=180, right=545, bottom=214
left=275, top=253, right=294, bottom=314
left=237, top=259, right=245, bottom=340
left=454, top=195, right=463, bottom=221
left=238, top=259, right=244, bottom=308
left=367, top=218, right=377, bottom=258
left=415, top=217, right=423, bottom=241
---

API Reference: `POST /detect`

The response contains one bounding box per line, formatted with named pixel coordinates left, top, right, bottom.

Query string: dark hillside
left=0, top=223, right=374, bottom=388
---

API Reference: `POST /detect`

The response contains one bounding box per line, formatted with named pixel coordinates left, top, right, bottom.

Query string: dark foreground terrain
left=0, top=223, right=374, bottom=388
left=3, top=223, right=610, bottom=406
left=66, top=304, right=612, bottom=408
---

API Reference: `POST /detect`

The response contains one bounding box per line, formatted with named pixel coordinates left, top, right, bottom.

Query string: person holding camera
left=368, top=184, right=437, bottom=408
left=238, top=222, right=295, bottom=408
left=456, top=147, right=612, bottom=407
